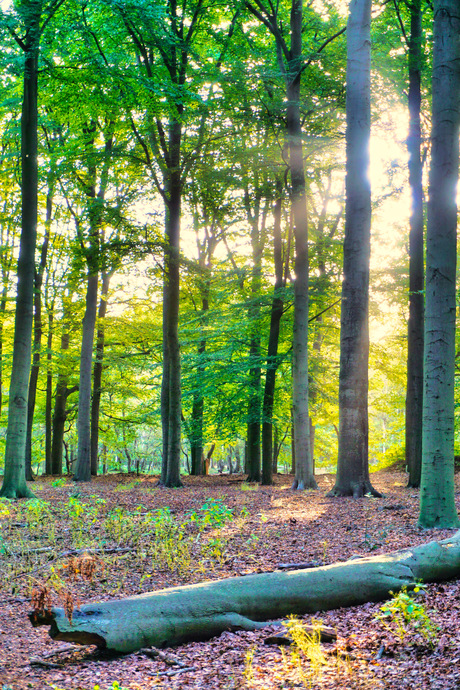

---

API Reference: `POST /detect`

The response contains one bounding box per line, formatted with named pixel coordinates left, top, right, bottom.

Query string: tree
left=327, top=0, right=380, bottom=498
left=90, top=270, right=111, bottom=476
left=25, top=168, right=54, bottom=480
left=261, top=178, right=289, bottom=485
left=0, top=0, right=65, bottom=499
left=404, top=0, right=425, bottom=489
left=418, top=0, right=460, bottom=529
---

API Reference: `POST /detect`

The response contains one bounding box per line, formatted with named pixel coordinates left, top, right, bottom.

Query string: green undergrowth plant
left=51, top=478, right=68, bottom=487
left=375, top=585, right=438, bottom=646
left=65, top=497, right=99, bottom=547
left=282, top=617, right=328, bottom=688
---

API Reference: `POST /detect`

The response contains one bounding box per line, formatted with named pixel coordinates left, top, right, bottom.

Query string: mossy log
left=30, top=531, right=460, bottom=653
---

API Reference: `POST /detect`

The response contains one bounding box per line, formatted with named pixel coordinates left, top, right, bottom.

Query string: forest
left=1, top=0, right=460, bottom=688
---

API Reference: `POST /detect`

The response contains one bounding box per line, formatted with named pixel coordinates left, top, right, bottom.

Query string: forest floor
left=1, top=468, right=460, bottom=690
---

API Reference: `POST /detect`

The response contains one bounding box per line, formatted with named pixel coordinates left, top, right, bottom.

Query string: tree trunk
left=190, top=289, right=209, bottom=476
left=161, top=120, right=183, bottom=488
left=245, top=188, right=264, bottom=483
left=90, top=271, right=111, bottom=476
left=32, top=531, right=460, bottom=653
left=0, top=24, right=40, bottom=499
left=405, top=0, right=424, bottom=489
left=418, top=0, right=460, bottom=529
left=51, top=313, right=72, bottom=476
left=45, top=310, right=53, bottom=475
left=286, top=0, right=316, bottom=491
left=262, top=183, right=285, bottom=485
left=0, top=276, right=9, bottom=418
left=74, top=273, right=99, bottom=482
left=328, top=0, right=379, bottom=498
left=25, top=184, right=52, bottom=480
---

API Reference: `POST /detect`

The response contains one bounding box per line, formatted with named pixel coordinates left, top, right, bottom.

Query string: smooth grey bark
left=162, top=138, right=183, bottom=488
left=288, top=0, right=316, bottom=491
left=74, top=273, right=98, bottom=482
left=90, top=271, right=111, bottom=476
left=328, top=0, right=379, bottom=498
left=262, top=183, right=286, bottom=485
left=404, top=0, right=424, bottom=489
left=189, top=210, right=216, bottom=476
left=0, top=9, right=40, bottom=499
left=45, top=309, right=53, bottom=474
left=418, top=0, right=460, bottom=529
left=32, top=530, right=460, bottom=652
left=0, top=223, right=15, bottom=418
left=74, top=125, right=113, bottom=483
left=51, top=305, right=72, bottom=476
left=245, top=188, right=264, bottom=483
left=25, top=177, right=52, bottom=480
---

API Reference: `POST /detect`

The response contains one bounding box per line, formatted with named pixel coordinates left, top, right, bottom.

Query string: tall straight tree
left=0, top=0, right=65, bottom=498
left=244, top=0, right=345, bottom=489
left=401, top=0, right=425, bottom=489
left=418, top=0, right=460, bottom=529
left=74, top=122, right=114, bottom=482
left=116, top=1, right=239, bottom=487
left=327, top=0, right=380, bottom=498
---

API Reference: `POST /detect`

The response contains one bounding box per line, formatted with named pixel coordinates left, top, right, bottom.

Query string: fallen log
left=30, top=531, right=460, bottom=653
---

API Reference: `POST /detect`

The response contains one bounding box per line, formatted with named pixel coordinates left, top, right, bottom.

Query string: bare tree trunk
left=163, top=131, right=183, bottom=488
left=45, top=310, right=53, bottom=475
left=418, top=0, right=460, bottom=529
left=74, top=273, right=98, bottom=482
left=288, top=0, right=316, bottom=491
left=405, top=0, right=424, bottom=489
left=262, top=182, right=285, bottom=485
left=25, top=180, right=52, bottom=480
left=51, top=310, right=72, bottom=476
left=328, top=0, right=380, bottom=498
left=33, top=531, right=460, bottom=653
left=1, top=18, right=40, bottom=499
left=90, top=271, right=111, bottom=476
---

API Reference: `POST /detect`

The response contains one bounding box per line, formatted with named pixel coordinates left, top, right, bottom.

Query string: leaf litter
left=1, top=468, right=460, bottom=689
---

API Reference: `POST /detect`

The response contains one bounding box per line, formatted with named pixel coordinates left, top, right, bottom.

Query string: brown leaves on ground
left=1, top=469, right=460, bottom=689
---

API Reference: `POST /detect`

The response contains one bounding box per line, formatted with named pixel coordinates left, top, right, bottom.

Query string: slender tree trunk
left=74, top=273, right=98, bottom=482
left=25, top=182, right=52, bottom=480
left=288, top=0, right=316, bottom=491
left=405, top=0, right=424, bottom=489
left=0, top=26, right=40, bottom=499
left=0, top=275, right=10, bottom=417
left=45, top=310, right=53, bottom=474
left=161, top=120, right=183, bottom=488
left=328, top=0, right=380, bottom=498
left=51, top=315, right=71, bottom=476
left=262, top=185, right=285, bottom=485
left=190, top=289, right=209, bottom=476
left=90, top=271, right=111, bottom=476
left=245, top=189, right=265, bottom=483
left=418, top=0, right=460, bottom=529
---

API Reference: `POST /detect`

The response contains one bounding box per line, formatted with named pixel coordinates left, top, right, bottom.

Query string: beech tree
left=418, top=0, right=460, bottom=529
left=328, top=0, right=380, bottom=498
left=0, top=0, right=65, bottom=499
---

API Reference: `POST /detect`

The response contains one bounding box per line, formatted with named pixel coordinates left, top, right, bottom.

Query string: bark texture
left=288, top=0, right=316, bottom=491
left=90, top=271, right=111, bottom=476
left=74, top=273, right=98, bottom=482
left=0, top=16, right=40, bottom=499
left=418, top=0, right=460, bottom=528
left=328, top=0, right=378, bottom=498
left=405, top=0, right=424, bottom=489
left=262, top=184, right=285, bottom=485
left=32, top=531, right=460, bottom=652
